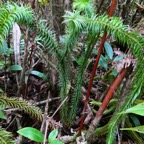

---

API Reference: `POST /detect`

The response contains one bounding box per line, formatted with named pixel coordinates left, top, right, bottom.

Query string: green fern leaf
left=0, top=128, right=15, bottom=144
left=0, top=96, right=43, bottom=121
left=0, top=3, right=34, bottom=46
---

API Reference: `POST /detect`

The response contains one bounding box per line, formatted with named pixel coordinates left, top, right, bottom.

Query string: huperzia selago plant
left=0, top=1, right=144, bottom=143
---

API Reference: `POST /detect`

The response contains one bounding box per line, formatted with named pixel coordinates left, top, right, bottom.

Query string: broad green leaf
left=129, top=114, right=141, bottom=127
left=120, top=126, right=144, bottom=134
left=30, top=70, right=49, bottom=83
left=50, top=140, right=64, bottom=144
left=0, top=110, right=6, bottom=119
left=113, top=55, right=123, bottom=61
left=122, top=103, right=144, bottom=116
left=48, top=129, right=58, bottom=142
left=104, top=42, right=113, bottom=59
left=0, top=66, right=3, bottom=70
left=7, top=65, right=22, bottom=71
left=99, top=55, right=108, bottom=70
left=17, top=127, right=44, bottom=142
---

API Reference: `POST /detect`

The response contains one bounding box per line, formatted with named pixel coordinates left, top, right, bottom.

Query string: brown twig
left=43, top=96, right=68, bottom=144
left=40, top=91, right=50, bottom=133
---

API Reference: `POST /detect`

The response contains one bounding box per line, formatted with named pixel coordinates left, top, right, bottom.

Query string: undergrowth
left=0, top=1, right=144, bottom=143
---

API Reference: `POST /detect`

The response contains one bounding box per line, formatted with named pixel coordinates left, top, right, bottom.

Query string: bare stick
left=43, top=96, right=68, bottom=144
left=40, top=91, right=50, bottom=133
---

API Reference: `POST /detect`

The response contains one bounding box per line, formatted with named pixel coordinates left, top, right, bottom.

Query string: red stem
left=78, top=0, right=117, bottom=135
left=108, top=0, right=117, bottom=17
left=86, top=68, right=128, bottom=141
left=95, top=68, right=128, bottom=119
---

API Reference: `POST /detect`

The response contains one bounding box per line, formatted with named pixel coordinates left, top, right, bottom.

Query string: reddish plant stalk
left=95, top=68, right=128, bottom=119
left=78, top=0, right=117, bottom=135
left=86, top=67, right=128, bottom=141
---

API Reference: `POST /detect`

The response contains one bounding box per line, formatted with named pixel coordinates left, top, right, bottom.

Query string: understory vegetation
left=0, top=0, right=144, bottom=143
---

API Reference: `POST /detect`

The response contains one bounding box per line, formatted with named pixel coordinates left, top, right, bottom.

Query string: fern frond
left=36, top=21, right=69, bottom=122
left=89, top=15, right=144, bottom=55
left=0, top=3, right=34, bottom=45
left=36, top=20, right=70, bottom=123
left=37, top=20, right=59, bottom=57
left=62, top=11, right=86, bottom=56
left=59, top=11, right=87, bottom=123
left=36, top=20, right=71, bottom=124
left=69, top=34, right=99, bottom=124
left=0, top=128, right=15, bottom=144
left=58, top=58, right=71, bottom=123
left=0, top=96, right=43, bottom=121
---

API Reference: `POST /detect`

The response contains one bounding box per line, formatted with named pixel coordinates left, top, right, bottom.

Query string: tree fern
left=0, top=128, right=15, bottom=144
left=0, top=96, right=43, bottom=121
